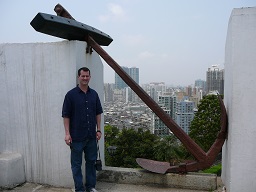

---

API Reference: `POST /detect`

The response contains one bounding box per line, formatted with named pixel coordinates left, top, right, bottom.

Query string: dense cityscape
left=104, top=65, right=224, bottom=137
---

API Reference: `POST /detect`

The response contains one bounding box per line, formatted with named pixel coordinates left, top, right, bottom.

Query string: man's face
left=78, top=70, right=91, bottom=86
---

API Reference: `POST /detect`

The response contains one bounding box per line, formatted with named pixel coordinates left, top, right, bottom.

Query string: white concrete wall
left=0, top=40, right=105, bottom=187
left=222, top=7, right=256, bottom=192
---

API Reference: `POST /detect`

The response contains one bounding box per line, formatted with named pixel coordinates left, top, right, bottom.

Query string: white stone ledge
left=97, top=166, right=217, bottom=191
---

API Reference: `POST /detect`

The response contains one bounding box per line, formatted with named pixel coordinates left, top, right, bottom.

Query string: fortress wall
left=222, top=7, right=256, bottom=192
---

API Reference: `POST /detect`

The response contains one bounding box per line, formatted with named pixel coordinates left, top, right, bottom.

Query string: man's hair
left=78, top=67, right=90, bottom=76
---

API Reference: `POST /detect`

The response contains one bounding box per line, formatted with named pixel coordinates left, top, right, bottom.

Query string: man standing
left=62, top=67, right=103, bottom=192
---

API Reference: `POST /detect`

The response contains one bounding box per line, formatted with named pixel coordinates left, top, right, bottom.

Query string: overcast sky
left=1, top=1, right=255, bottom=86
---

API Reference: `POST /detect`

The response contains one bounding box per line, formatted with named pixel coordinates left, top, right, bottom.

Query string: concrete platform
left=97, top=167, right=217, bottom=191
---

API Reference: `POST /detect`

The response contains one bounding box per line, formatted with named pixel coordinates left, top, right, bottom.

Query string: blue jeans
left=70, top=139, right=97, bottom=192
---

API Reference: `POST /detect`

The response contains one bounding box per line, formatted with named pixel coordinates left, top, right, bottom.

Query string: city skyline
left=1, top=0, right=255, bottom=86
left=111, top=65, right=212, bottom=88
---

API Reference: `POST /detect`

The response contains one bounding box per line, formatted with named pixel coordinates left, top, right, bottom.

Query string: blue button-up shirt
left=62, top=86, right=103, bottom=141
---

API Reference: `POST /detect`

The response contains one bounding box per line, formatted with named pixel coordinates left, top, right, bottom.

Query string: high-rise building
left=206, top=65, right=224, bottom=95
left=153, top=93, right=177, bottom=137
left=153, top=106, right=171, bottom=137
left=186, top=85, right=193, bottom=97
left=104, top=83, right=114, bottom=102
left=195, top=79, right=206, bottom=90
left=158, top=94, right=177, bottom=119
left=129, top=67, right=139, bottom=85
left=190, top=87, right=203, bottom=107
left=124, top=87, right=140, bottom=103
left=175, top=100, right=195, bottom=134
left=190, top=79, right=206, bottom=106
left=115, top=67, right=139, bottom=89
left=142, top=82, right=166, bottom=102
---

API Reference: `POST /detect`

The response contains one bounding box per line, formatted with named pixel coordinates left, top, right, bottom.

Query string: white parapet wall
left=0, top=40, right=105, bottom=187
left=222, top=7, right=256, bottom=192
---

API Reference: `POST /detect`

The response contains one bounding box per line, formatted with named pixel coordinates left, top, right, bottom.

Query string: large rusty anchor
left=30, top=4, right=228, bottom=174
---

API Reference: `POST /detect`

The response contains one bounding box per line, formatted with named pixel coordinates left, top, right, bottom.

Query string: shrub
left=202, top=164, right=222, bottom=176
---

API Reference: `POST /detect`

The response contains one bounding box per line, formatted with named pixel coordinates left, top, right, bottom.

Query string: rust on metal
left=136, top=158, right=172, bottom=174
left=54, top=4, right=75, bottom=20
left=31, top=4, right=228, bottom=174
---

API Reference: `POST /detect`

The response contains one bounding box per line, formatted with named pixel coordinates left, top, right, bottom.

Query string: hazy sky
left=1, top=1, right=255, bottom=86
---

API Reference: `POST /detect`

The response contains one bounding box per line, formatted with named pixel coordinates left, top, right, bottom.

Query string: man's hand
left=96, top=131, right=102, bottom=140
left=65, top=134, right=72, bottom=146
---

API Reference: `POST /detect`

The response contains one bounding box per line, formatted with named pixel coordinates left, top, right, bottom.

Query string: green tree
left=104, top=125, right=119, bottom=166
left=189, top=94, right=221, bottom=151
left=106, top=128, right=158, bottom=168
left=104, top=124, right=119, bottom=146
left=153, top=134, right=192, bottom=165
